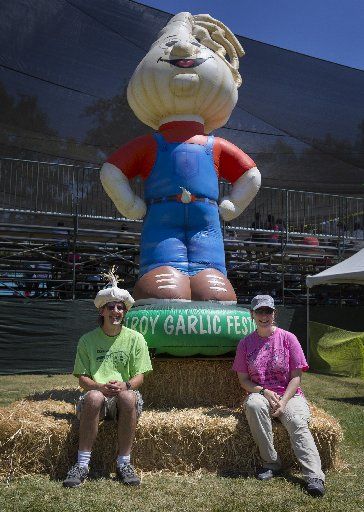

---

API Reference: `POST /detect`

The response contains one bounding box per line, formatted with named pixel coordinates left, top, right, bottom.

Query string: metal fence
left=230, top=187, right=364, bottom=239
left=1, top=157, right=363, bottom=238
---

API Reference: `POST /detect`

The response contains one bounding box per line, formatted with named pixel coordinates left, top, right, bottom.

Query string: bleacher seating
left=1, top=157, right=363, bottom=304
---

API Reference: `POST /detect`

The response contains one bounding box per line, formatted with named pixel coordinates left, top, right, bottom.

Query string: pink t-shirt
left=232, top=328, right=309, bottom=396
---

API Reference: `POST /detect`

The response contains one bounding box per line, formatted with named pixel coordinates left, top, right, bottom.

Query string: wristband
left=125, top=381, right=132, bottom=390
left=259, top=388, right=266, bottom=395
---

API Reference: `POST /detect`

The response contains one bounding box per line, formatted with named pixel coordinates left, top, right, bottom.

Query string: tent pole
left=306, top=286, right=310, bottom=363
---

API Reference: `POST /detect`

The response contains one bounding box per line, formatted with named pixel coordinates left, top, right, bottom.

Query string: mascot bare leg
left=133, top=266, right=191, bottom=301
left=133, top=266, right=236, bottom=303
left=190, top=269, right=236, bottom=302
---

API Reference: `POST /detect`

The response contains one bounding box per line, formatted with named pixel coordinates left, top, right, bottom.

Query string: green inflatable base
left=124, top=301, right=255, bottom=356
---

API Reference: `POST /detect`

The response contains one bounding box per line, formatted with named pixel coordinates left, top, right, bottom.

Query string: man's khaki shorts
left=76, top=390, right=143, bottom=421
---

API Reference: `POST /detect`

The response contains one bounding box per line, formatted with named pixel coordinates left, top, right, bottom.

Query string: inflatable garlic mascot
left=101, top=12, right=261, bottom=313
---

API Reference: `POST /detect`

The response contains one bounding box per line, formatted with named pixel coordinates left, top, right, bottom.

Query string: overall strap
left=205, top=135, right=214, bottom=155
left=153, top=132, right=168, bottom=151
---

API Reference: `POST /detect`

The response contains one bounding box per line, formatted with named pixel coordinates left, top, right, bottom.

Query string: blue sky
left=138, top=0, right=364, bottom=70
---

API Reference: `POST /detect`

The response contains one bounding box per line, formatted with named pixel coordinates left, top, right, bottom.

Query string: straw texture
left=0, top=395, right=342, bottom=480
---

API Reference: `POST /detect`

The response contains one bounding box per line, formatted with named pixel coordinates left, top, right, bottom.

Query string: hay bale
left=0, top=399, right=76, bottom=480
left=134, top=403, right=342, bottom=475
left=24, top=359, right=243, bottom=409
left=0, top=397, right=343, bottom=481
left=134, top=407, right=259, bottom=475
left=142, top=359, right=242, bottom=408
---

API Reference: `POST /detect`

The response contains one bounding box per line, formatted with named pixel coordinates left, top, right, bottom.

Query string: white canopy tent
left=306, top=248, right=364, bottom=288
left=305, top=248, right=364, bottom=361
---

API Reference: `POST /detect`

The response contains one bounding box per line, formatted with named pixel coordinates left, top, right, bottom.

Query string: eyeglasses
left=254, top=308, right=274, bottom=315
left=105, top=303, right=126, bottom=312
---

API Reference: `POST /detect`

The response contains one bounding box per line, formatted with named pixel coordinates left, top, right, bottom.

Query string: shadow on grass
left=217, top=468, right=307, bottom=490
left=326, top=396, right=364, bottom=406
left=26, top=388, right=79, bottom=404
left=218, top=468, right=247, bottom=478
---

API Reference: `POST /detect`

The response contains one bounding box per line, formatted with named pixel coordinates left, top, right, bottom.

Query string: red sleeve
left=106, top=135, right=157, bottom=180
left=214, top=138, right=256, bottom=183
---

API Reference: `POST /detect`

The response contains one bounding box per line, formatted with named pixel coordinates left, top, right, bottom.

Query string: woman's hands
left=263, top=389, right=285, bottom=416
left=270, top=369, right=302, bottom=416
left=237, top=372, right=291, bottom=417
left=270, top=397, right=287, bottom=417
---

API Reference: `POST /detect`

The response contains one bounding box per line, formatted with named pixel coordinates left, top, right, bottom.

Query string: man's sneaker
left=63, top=463, right=89, bottom=488
left=307, top=477, right=325, bottom=497
left=256, top=468, right=280, bottom=481
left=116, top=463, right=140, bottom=486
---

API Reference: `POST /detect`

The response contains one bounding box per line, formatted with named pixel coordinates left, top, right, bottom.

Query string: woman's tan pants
left=244, top=393, right=325, bottom=481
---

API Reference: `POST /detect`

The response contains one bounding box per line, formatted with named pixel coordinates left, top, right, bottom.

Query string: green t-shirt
left=73, top=326, right=153, bottom=384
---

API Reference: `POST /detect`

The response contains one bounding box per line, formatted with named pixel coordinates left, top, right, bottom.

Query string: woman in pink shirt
left=233, top=295, right=325, bottom=497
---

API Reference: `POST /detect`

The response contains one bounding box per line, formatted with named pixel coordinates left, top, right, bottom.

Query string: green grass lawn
left=0, top=372, right=363, bottom=512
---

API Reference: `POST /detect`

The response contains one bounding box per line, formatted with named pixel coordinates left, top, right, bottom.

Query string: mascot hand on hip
left=100, top=12, right=261, bottom=304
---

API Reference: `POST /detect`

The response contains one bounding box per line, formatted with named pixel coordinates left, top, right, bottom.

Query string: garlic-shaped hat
left=94, top=267, right=134, bottom=310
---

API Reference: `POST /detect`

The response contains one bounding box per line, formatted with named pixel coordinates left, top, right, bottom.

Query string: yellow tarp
left=309, top=322, right=364, bottom=378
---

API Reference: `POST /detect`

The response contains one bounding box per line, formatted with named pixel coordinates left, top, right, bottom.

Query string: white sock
left=117, top=454, right=131, bottom=467
left=77, top=450, right=91, bottom=468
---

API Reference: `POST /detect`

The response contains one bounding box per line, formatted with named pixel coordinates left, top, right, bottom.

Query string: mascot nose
left=170, top=40, right=196, bottom=58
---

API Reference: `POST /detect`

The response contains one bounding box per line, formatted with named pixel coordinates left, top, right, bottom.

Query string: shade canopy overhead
left=306, top=249, right=364, bottom=288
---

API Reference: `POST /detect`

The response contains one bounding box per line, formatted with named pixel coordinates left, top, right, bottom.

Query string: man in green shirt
left=63, top=277, right=152, bottom=488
